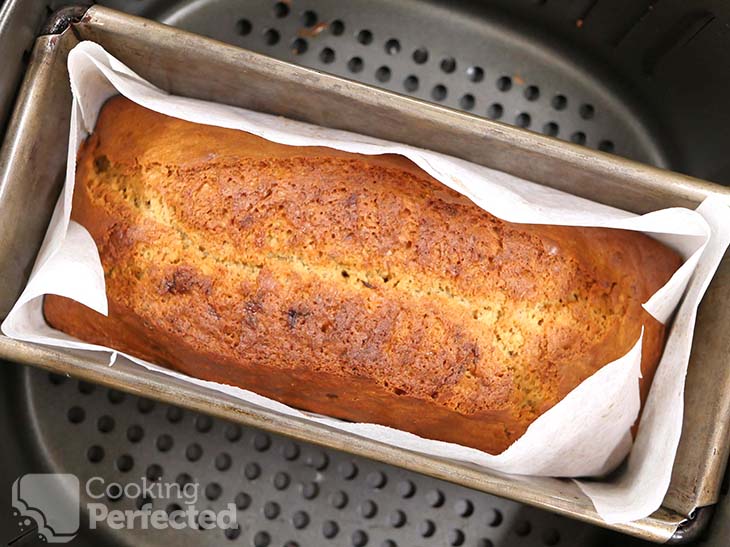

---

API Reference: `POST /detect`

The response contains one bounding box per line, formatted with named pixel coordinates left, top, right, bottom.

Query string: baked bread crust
left=44, top=97, right=681, bottom=454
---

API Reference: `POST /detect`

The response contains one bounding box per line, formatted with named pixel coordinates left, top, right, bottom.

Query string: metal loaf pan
left=1, top=5, right=730, bottom=542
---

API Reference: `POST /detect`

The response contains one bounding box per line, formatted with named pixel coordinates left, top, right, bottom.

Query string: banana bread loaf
left=44, top=97, right=682, bottom=454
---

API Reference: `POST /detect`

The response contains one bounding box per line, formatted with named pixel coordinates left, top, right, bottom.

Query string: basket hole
left=292, top=510, right=309, bottom=529
left=301, top=10, right=317, bottom=28
left=489, top=508, right=503, bottom=527
left=440, top=57, right=456, bottom=73
left=413, top=47, right=429, bottom=64
left=166, top=406, right=183, bottom=423
left=319, top=47, right=335, bottom=63
left=291, top=38, right=308, bottom=55
left=579, top=103, right=595, bottom=119
left=516, top=112, right=532, bottom=128
left=449, top=529, right=465, bottom=546
left=87, top=445, right=104, bottom=463
left=322, top=520, right=339, bottom=539
left=235, top=492, right=251, bottom=510
left=116, top=454, right=134, bottom=472
left=156, top=434, right=174, bottom=452
left=351, top=530, right=368, bottom=547
left=385, top=38, right=401, bottom=55
left=348, top=56, right=364, bottom=73
left=459, top=94, right=475, bottom=110
left=598, top=139, right=615, bottom=152
left=67, top=406, right=85, bottom=424
left=137, top=397, right=155, bottom=414
left=273, top=471, right=290, bottom=490
left=357, top=29, right=373, bottom=45
left=551, top=94, right=567, bottom=110
left=419, top=519, right=436, bottom=537
left=330, top=490, right=348, bottom=509
left=367, top=471, right=387, bottom=489
left=186, top=443, right=203, bottom=462
left=330, top=20, right=345, bottom=36
left=216, top=452, right=232, bottom=471
left=264, top=501, right=280, bottom=519
left=359, top=499, right=378, bottom=518
left=431, top=84, right=447, bottom=101
left=97, top=415, right=115, bottom=433
left=225, top=524, right=241, bottom=540
left=542, top=528, right=561, bottom=545
left=375, top=66, right=391, bottom=82
left=404, top=75, right=419, bottom=92
left=454, top=499, right=474, bottom=517
left=543, top=122, right=559, bottom=136
left=388, top=509, right=407, bottom=527
left=253, top=531, right=271, bottom=547
left=225, top=423, right=242, bottom=442
left=127, top=424, right=144, bottom=443
left=282, top=441, right=300, bottom=460
left=338, top=461, right=358, bottom=479
left=466, top=65, right=484, bottom=82
left=273, top=2, right=289, bottom=18
left=206, top=482, right=223, bottom=501
left=176, top=472, right=193, bottom=487
left=496, top=76, right=512, bottom=91
left=487, top=103, right=503, bottom=119
left=106, top=483, right=123, bottom=502
left=571, top=131, right=587, bottom=144
left=524, top=85, right=540, bottom=101
left=146, top=464, right=163, bottom=481
left=78, top=381, right=95, bottom=394
left=515, top=520, right=532, bottom=537
left=245, top=462, right=262, bottom=480
left=195, top=414, right=213, bottom=433
left=426, top=489, right=445, bottom=507
left=305, top=450, right=329, bottom=470
left=137, top=496, right=152, bottom=510
left=253, top=432, right=272, bottom=451
left=398, top=480, right=416, bottom=498
left=49, top=372, right=67, bottom=385
left=108, top=389, right=125, bottom=404
left=301, top=481, right=319, bottom=499
left=236, top=19, right=252, bottom=36
left=263, top=28, right=280, bottom=46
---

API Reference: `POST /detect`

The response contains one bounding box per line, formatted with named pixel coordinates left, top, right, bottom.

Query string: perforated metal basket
left=1, top=2, right=730, bottom=546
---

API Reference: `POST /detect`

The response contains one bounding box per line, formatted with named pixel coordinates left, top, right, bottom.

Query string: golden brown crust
left=44, top=97, right=681, bottom=453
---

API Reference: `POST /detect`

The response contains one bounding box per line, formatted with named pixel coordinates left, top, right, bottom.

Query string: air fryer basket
left=29, top=0, right=730, bottom=185
left=1, top=1, right=729, bottom=545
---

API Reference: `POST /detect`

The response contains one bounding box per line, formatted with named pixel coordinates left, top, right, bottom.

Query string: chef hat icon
left=11, top=474, right=79, bottom=543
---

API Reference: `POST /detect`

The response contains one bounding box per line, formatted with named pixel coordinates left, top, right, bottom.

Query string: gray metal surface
left=0, top=0, right=56, bottom=136
left=1, top=1, right=730, bottom=546
left=154, top=0, right=666, bottom=167
left=15, top=364, right=599, bottom=546
left=146, top=0, right=730, bottom=186
left=0, top=12, right=74, bottom=318
left=3, top=358, right=728, bottom=546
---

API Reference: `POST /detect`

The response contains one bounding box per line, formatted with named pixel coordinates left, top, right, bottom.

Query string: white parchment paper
left=4, top=42, right=730, bottom=523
